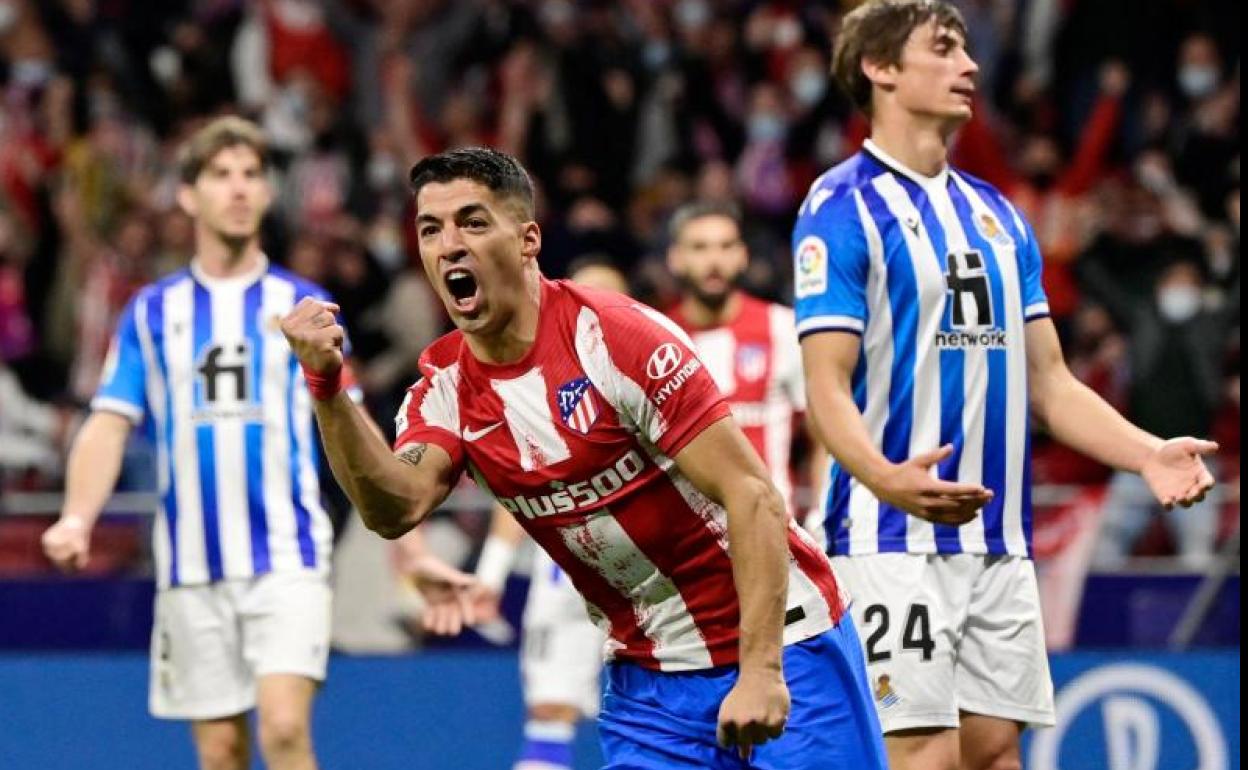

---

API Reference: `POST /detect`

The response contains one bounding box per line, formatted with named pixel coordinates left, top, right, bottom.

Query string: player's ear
left=520, top=220, right=541, bottom=263
left=861, top=56, right=898, bottom=92
left=175, top=184, right=199, bottom=218
left=666, top=243, right=683, bottom=276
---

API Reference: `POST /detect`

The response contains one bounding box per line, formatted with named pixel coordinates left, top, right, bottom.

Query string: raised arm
left=801, top=331, right=992, bottom=524
left=1026, top=317, right=1216, bottom=508
left=672, top=415, right=790, bottom=760
left=282, top=297, right=457, bottom=539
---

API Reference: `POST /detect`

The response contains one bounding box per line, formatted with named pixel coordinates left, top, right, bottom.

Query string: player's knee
left=195, top=732, right=247, bottom=770
left=257, top=710, right=311, bottom=757
left=969, top=753, right=1022, bottom=770
left=886, top=728, right=959, bottom=770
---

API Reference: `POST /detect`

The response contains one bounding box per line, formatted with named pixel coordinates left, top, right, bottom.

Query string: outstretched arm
left=282, top=298, right=457, bottom=538
left=1026, top=317, right=1217, bottom=509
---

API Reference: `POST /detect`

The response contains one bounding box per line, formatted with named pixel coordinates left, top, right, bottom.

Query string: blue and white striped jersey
left=94, top=258, right=335, bottom=588
left=794, top=140, right=1050, bottom=559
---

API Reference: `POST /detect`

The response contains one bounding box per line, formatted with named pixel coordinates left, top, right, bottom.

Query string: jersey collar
left=863, top=139, right=950, bottom=191
left=190, top=254, right=270, bottom=289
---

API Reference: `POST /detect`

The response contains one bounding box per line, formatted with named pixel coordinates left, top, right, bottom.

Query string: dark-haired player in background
left=794, top=3, right=1219, bottom=770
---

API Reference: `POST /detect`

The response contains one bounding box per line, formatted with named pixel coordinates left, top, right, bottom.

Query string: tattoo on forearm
left=396, top=443, right=429, bottom=467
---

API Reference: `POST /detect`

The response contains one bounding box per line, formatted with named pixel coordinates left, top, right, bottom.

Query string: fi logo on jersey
left=557, top=377, right=600, bottom=435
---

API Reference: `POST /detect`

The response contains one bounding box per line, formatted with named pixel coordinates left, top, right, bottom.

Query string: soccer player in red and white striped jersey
left=281, top=148, right=886, bottom=768
left=665, top=201, right=824, bottom=522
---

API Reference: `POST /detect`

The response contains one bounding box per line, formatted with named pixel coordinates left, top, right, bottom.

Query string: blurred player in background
left=664, top=201, right=825, bottom=526
left=284, top=147, right=887, bottom=768
left=794, top=3, right=1219, bottom=770
left=41, top=117, right=332, bottom=770
left=39, top=116, right=477, bottom=770
left=473, top=255, right=623, bottom=770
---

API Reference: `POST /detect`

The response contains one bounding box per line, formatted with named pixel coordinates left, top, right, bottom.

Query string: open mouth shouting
left=444, top=265, right=482, bottom=314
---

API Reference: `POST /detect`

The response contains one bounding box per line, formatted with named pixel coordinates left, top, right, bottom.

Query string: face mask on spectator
left=748, top=113, right=787, bottom=144
left=790, top=69, right=828, bottom=108
left=1178, top=65, right=1219, bottom=99
left=674, top=0, right=711, bottom=31
left=1157, top=285, right=1202, bottom=323
left=367, top=154, right=399, bottom=190
left=643, top=41, right=672, bottom=70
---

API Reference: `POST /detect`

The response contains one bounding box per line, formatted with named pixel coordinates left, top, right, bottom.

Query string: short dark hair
left=177, top=116, right=270, bottom=184
left=408, top=147, right=536, bottom=220
left=668, top=200, right=744, bottom=242
left=832, top=0, right=968, bottom=115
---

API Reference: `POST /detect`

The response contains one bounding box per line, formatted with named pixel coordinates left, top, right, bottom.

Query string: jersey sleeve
left=393, top=352, right=466, bottom=476
left=1010, top=204, right=1051, bottom=322
left=582, top=303, right=731, bottom=458
left=792, top=189, right=872, bottom=339
left=91, top=297, right=148, bottom=424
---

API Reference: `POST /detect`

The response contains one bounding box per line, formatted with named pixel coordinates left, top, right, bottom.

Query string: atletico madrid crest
left=557, top=377, right=600, bottom=435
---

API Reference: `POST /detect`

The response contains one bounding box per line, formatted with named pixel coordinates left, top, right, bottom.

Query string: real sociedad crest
left=557, top=377, right=600, bottom=435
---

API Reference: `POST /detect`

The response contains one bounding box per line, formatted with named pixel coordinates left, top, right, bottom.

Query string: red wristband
left=302, top=364, right=343, bottom=401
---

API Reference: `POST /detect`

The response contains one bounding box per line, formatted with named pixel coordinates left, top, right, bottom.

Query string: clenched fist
left=42, top=516, right=91, bottom=572
left=281, top=298, right=345, bottom=376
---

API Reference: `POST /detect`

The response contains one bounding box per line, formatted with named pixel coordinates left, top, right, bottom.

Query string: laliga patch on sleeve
left=795, top=236, right=829, bottom=298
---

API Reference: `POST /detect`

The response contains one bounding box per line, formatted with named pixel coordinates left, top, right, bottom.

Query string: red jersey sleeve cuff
left=394, top=428, right=464, bottom=469
left=656, top=400, right=733, bottom=459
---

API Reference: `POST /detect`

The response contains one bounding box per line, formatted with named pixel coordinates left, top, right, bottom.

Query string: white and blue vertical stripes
left=93, top=260, right=333, bottom=588
left=793, top=140, right=1050, bottom=559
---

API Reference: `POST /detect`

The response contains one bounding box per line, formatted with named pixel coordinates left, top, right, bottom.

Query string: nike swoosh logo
left=462, top=423, right=503, bottom=442
left=905, top=218, right=921, bottom=237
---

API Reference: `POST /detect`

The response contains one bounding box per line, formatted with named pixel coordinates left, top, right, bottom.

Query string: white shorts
left=150, top=570, right=332, bottom=720
left=831, top=554, right=1056, bottom=733
left=520, top=550, right=605, bottom=718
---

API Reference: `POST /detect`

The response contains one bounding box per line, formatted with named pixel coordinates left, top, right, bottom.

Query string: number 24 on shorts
left=862, top=604, right=935, bottom=663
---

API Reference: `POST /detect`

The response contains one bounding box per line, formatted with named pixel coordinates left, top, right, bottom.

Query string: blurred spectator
left=0, top=0, right=1235, bottom=571
left=1089, top=257, right=1234, bottom=567
left=0, top=361, right=73, bottom=479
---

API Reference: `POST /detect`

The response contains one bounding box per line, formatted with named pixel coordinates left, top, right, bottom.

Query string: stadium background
left=0, top=0, right=1238, bottom=768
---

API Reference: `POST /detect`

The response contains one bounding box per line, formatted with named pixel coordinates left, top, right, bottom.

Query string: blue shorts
left=598, top=617, right=887, bottom=769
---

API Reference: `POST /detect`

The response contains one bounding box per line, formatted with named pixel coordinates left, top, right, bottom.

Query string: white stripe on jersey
left=693, top=327, right=736, bottom=394
left=291, top=367, right=332, bottom=566
left=848, top=190, right=892, bottom=556
left=210, top=284, right=254, bottom=579
left=762, top=304, right=797, bottom=504
left=951, top=174, right=1030, bottom=553
left=136, top=294, right=173, bottom=590
left=576, top=306, right=730, bottom=552
left=926, top=179, right=988, bottom=552
left=573, top=307, right=668, bottom=442
left=164, top=277, right=209, bottom=586
left=492, top=369, right=572, bottom=471
left=783, top=520, right=836, bottom=637
left=416, top=362, right=464, bottom=441
left=556, top=509, right=714, bottom=670
left=871, top=174, right=943, bottom=552
left=260, top=276, right=301, bottom=573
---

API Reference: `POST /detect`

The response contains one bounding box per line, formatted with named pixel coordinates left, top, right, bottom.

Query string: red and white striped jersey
left=667, top=295, right=806, bottom=507
left=395, top=279, right=845, bottom=672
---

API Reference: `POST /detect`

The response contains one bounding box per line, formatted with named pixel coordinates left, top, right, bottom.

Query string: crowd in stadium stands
left=0, top=0, right=1239, bottom=566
